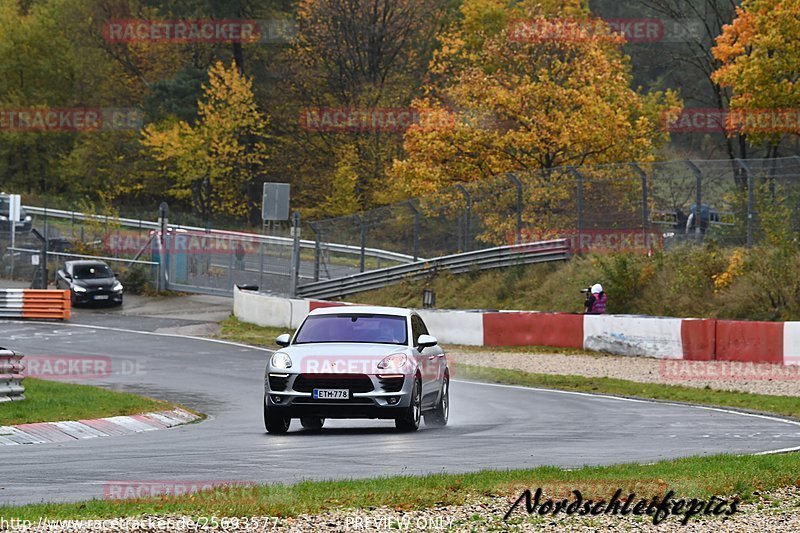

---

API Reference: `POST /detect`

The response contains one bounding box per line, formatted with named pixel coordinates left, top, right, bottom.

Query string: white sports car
left=263, top=305, right=450, bottom=433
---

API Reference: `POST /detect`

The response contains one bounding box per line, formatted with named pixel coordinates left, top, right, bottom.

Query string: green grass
left=0, top=378, right=172, bottom=426
left=1, top=453, right=798, bottom=520
left=214, top=316, right=293, bottom=348
left=457, top=364, right=800, bottom=420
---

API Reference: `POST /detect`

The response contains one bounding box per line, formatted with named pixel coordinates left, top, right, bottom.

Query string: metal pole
left=354, top=214, right=366, bottom=272
left=568, top=167, right=584, bottom=251
left=289, top=212, right=301, bottom=296
left=685, top=160, right=703, bottom=241
left=630, top=163, right=649, bottom=248
left=259, top=220, right=266, bottom=290
left=455, top=184, right=471, bottom=251
left=407, top=201, right=420, bottom=261
left=310, top=221, right=321, bottom=281
left=506, top=173, right=523, bottom=244
left=158, top=202, right=168, bottom=292
left=735, top=158, right=754, bottom=247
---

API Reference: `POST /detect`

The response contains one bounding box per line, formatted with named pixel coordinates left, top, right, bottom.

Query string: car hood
left=276, top=343, right=411, bottom=374
left=74, top=278, right=116, bottom=289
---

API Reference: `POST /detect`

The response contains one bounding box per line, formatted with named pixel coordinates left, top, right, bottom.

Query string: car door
left=412, top=314, right=444, bottom=407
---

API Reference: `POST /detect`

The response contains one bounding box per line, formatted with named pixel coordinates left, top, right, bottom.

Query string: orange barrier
left=0, top=289, right=71, bottom=320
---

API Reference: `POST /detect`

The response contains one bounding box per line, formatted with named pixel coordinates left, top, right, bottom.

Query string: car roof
left=308, top=305, right=412, bottom=317
left=65, top=260, right=110, bottom=267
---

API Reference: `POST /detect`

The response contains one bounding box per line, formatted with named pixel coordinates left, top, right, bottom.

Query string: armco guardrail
left=22, top=205, right=419, bottom=264
left=296, top=239, right=570, bottom=299
left=0, top=349, right=25, bottom=402
left=0, top=289, right=71, bottom=320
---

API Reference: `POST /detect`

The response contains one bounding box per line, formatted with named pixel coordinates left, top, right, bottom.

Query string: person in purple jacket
left=584, top=283, right=607, bottom=314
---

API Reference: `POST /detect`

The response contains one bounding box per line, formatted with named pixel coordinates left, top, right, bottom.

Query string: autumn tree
left=283, top=0, right=454, bottom=215
left=385, top=0, right=681, bottom=240
left=712, top=0, right=800, bottom=157
left=142, top=61, right=269, bottom=222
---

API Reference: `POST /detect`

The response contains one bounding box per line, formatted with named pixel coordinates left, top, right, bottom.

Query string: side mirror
left=275, top=333, right=291, bottom=347
left=417, top=334, right=438, bottom=349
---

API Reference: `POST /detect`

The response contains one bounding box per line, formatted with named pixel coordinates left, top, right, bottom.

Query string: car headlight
left=0, top=215, right=7, bottom=221
left=112, top=281, right=123, bottom=292
left=377, top=354, right=407, bottom=370
left=73, top=285, right=87, bottom=293
left=24, top=215, right=31, bottom=222
left=270, top=352, right=292, bottom=369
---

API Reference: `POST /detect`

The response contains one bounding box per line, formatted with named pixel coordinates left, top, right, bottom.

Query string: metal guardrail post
left=158, top=202, right=169, bottom=292
left=735, top=158, right=754, bottom=247
left=506, top=173, right=523, bottom=245
left=455, top=184, right=471, bottom=251
left=629, top=163, right=649, bottom=246
left=685, top=160, right=703, bottom=241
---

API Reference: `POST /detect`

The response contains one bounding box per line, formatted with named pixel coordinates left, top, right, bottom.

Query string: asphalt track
left=1, top=316, right=800, bottom=506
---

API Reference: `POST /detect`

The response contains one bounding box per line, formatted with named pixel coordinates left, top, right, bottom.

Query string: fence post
left=735, top=158, right=755, bottom=247
left=568, top=167, right=584, bottom=251
left=685, top=160, right=703, bottom=241
left=630, top=163, right=649, bottom=248
left=406, top=201, right=421, bottom=261
left=290, top=211, right=301, bottom=296
left=506, top=173, right=523, bottom=244
left=310, top=221, right=321, bottom=281
left=157, top=202, right=168, bottom=292
left=455, top=184, right=471, bottom=251
left=354, top=214, right=366, bottom=272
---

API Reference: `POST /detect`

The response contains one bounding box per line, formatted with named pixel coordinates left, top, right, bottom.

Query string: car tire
left=395, top=377, right=422, bottom=432
left=263, top=398, right=290, bottom=434
left=424, top=372, right=449, bottom=427
left=300, top=417, right=325, bottom=430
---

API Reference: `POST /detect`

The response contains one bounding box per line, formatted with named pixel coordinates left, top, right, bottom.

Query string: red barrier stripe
left=681, top=319, right=716, bottom=361
left=483, top=312, right=584, bottom=348
left=309, top=300, right=347, bottom=311
left=715, top=320, right=783, bottom=364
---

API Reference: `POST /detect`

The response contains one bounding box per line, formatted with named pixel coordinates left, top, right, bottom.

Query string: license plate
left=313, top=388, right=349, bottom=400
left=93, top=295, right=109, bottom=300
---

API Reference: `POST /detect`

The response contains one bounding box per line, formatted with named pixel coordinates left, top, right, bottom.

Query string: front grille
left=293, top=373, right=374, bottom=393
left=268, top=374, right=290, bottom=391
left=377, top=376, right=405, bottom=393
left=293, top=397, right=374, bottom=405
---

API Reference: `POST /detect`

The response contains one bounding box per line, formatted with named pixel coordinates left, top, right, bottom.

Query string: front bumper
left=264, top=373, right=412, bottom=419
left=72, top=289, right=123, bottom=305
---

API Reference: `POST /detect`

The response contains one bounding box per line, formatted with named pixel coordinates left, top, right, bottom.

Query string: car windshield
left=72, top=264, right=113, bottom=279
left=294, top=314, right=408, bottom=346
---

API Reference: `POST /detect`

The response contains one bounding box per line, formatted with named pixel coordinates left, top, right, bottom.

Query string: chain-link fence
left=4, top=156, right=799, bottom=297
left=308, top=156, right=800, bottom=269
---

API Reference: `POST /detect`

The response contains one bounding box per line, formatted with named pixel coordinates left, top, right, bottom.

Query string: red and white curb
left=0, top=408, right=199, bottom=445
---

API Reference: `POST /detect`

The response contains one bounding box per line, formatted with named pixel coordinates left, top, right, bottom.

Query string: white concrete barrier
left=783, top=322, right=800, bottom=366
left=417, top=309, right=484, bottom=346
left=583, top=315, right=684, bottom=359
